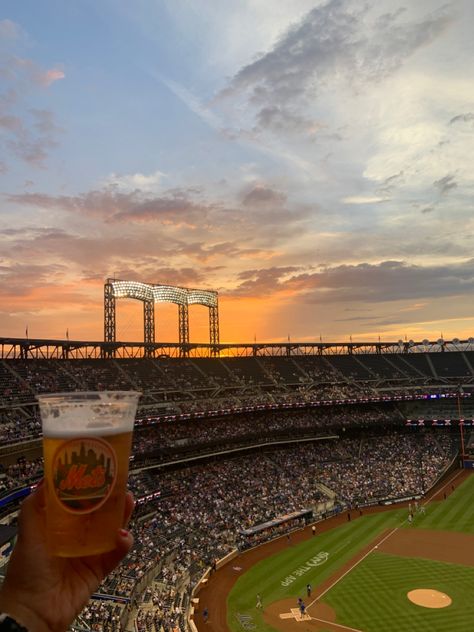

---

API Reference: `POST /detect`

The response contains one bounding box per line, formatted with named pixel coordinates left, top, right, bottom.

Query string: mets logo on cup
left=52, top=437, right=117, bottom=514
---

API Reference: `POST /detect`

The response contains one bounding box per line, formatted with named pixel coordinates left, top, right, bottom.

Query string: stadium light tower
left=104, top=279, right=219, bottom=356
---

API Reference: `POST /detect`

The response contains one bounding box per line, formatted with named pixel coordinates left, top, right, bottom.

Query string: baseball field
left=206, top=469, right=474, bottom=632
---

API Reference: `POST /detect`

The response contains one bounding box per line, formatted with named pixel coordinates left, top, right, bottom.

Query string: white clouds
left=102, top=169, right=166, bottom=192
left=342, top=196, right=390, bottom=204
left=219, top=0, right=453, bottom=107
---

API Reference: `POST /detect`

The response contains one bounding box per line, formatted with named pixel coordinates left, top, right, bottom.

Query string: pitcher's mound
left=407, top=589, right=452, bottom=608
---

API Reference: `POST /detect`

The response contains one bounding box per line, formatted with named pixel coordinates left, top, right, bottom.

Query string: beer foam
left=42, top=424, right=129, bottom=438
left=39, top=392, right=139, bottom=437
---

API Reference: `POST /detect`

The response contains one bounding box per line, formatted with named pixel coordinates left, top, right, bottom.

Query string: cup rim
left=36, top=390, right=142, bottom=403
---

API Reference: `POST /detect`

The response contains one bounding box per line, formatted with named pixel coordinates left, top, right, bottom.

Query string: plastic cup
left=37, top=391, right=141, bottom=557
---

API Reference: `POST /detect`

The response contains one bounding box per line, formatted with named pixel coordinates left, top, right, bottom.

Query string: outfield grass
left=227, top=472, right=474, bottom=632
left=409, top=472, right=474, bottom=534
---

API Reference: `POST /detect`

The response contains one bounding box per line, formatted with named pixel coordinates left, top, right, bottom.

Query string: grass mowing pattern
left=409, top=473, right=474, bottom=534
left=227, top=510, right=405, bottom=632
left=227, top=472, right=474, bottom=632
left=325, top=552, right=474, bottom=632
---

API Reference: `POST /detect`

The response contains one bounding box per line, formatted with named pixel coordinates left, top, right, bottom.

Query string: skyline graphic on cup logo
left=52, top=437, right=117, bottom=513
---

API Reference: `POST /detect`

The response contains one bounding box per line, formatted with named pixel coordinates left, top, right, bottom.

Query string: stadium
left=2, top=2, right=473, bottom=630
left=1, top=280, right=474, bottom=632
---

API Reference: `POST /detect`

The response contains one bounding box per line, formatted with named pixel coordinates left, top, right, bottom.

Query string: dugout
left=239, top=508, right=313, bottom=549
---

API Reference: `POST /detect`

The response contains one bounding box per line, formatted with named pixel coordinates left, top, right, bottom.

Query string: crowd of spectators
left=73, top=601, right=125, bottom=632
left=70, top=428, right=456, bottom=631
left=135, top=582, right=185, bottom=632
left=0, top=351, right=471, bottom=454
left=0, top=457, right=43, bottom=493
left=0, top=422, right=460, bottom=631
left=1, top=353, right=472, bottom=413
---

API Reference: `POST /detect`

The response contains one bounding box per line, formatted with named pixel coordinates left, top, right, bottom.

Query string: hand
left=0, top=482, right=134, bottom=632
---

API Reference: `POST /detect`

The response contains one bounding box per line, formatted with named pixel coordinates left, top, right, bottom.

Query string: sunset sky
left=1, top=0, right=473, bottom=344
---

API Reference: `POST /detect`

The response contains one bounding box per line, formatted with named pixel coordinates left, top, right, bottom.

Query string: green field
left=227, top=472, right=474, bottom=632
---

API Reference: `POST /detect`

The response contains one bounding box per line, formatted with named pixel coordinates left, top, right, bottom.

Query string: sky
left=1, top=0, right=474, bottom=344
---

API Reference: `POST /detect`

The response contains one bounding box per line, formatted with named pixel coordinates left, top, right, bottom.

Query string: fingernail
left=119, top=528, right=130, bottom=538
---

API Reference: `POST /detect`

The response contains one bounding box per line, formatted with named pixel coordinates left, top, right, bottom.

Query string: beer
left=38, top=391, right=140, bottom=557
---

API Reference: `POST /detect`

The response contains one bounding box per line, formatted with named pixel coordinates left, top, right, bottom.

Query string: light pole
left=457, top=385, right=465, bottom=468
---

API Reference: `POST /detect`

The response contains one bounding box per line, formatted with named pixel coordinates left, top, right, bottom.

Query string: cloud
left=0, top=24, right=65, bottom=170
left=11, top=57, right=65, bottom=87
left=342, top=196, right=389, bottom=204
left=2, top=106, right=64, bottom=166
left=102, top=169, right=166, bottom=192
left=40, top=68, right=65, bottom=87
left=30, top=109, right=63, bottom=134
left=0, top=113, right=23, bottom=133
left=6, top=188, right=216, bottom=225
left=376, top=170, right=405, bottom=195
left=449, top=112, right=474, bottom=124
left=6, top=181, right=312, bottom=243
left=254, top=106, right=321, bottom=137
left=0, top=262, right=66, bottom=297
left=96, top=266, right=210, bottom=288
left=433, top=173, right=457, bottom=195
left=219, top=0, right=453, bottom=109
left=229, top=259, right=474, bottom=304
left=232, top=266, right=303, bottom=296
left=240, top=183, right=287, bottom=207
left=0, top=19, right=25, bottom=41
left=7, top=134, right=59, bottom=167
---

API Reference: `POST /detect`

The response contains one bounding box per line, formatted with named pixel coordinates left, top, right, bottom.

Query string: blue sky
left=1, top=0, right=474, bottom=343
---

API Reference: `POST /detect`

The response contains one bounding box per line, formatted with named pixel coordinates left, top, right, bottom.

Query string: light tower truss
left=104, top=279, right=219, bottom=356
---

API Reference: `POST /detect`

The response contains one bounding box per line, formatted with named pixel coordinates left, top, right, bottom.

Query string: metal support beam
left=143, top=299, right=155, bottom=357
left=104, top=282, right=116, bottom=357
left=178, top=304, right=189, bottom=356
left=209, top=305, right=219, bottom=356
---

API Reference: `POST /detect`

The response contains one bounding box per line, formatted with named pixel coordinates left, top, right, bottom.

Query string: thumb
left=17, top=482, right=46, bottom=539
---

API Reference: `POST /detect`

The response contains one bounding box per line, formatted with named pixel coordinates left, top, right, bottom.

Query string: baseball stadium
left=0, top=279, right=473, bottom=632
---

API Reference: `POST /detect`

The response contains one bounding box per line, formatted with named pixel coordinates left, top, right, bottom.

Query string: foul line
left=423, top=468, right=464, bottom=505
left=310, top=616, right=363, bottom=632
left=307, top=467, right=465, bottom=613
left=307, top=524, right=400, bottom=609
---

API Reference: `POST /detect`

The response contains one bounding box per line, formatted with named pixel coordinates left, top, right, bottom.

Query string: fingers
left=97, top=492, right=134, bottom=578
left=122, top=491, right=135, bottom=528
left=99, top=528, right=134, bottom=577
left=17, top=482, right=46, bottom=538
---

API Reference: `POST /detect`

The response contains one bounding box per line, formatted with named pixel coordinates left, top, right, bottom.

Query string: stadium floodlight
left=422, top=339, right=429, bottom=346
left=110, top=280, right=154, bottom=302
left=187, top=289, right=218, bottom=308
left=151, top=285, right=188, bottom=306
left=108, top=280, right=217, bottom=307
left=104, top=278, right=219, bottom=352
